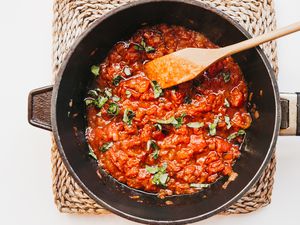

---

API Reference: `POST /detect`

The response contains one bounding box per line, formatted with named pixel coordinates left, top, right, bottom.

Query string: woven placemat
left=51, top=0, right=278, bottom=215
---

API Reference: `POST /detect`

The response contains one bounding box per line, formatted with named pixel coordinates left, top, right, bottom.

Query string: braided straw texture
left=52, top=0, right=278, bottom=215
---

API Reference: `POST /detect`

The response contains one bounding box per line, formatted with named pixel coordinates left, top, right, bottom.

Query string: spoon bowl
left=145, top=21, right=300, bottom=89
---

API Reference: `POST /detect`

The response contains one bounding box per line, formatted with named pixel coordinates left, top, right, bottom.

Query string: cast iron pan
left=28, top=0, right=300, bottom=224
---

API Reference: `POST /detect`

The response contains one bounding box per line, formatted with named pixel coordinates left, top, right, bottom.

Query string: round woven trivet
left=51, top=0, right=278, bottom=215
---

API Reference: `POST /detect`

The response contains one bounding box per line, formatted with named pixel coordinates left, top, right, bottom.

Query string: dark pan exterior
left=51, top=0, right=281, bottom=224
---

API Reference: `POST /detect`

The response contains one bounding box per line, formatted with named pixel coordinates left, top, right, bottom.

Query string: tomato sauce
left=85, top=24, right=252, bottom=197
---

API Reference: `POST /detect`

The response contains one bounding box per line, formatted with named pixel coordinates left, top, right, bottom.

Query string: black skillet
left=28, top=0, right=300, bottom=224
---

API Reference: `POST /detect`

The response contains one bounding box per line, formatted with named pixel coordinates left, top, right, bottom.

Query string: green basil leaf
left=94, top=96, right=108, bottom=109
left=141, top=39, right=147, bottom=48
left=160, top=162, right=168, bottom=173
left=187, top=122, right=204, bottom=128
left=91, top=65, right=100, bottom=77
left=147, top=140, right=159, bottom=159
left=134, top=39, right=155, bottom=53
left=174, top=113, right=187, bottom=129
left=151, top=163, right=168, bottom=187
left=208, top=116, right=220, bottom=136
left=134, top=44, right=143, bottom=51
left=112, top=75, right=124, bottom=86
left=123, top=109, right=135, bottom=125
left=156, top=113, right=186, bottom=129
left=152, top=149, right=159, bottom=160
left=88, top=144, right=97, bottom=160
left=104, top=88, right=112, bottom=98
left=156, top=116, right=177, bottom=125
left=227, top=129, right=246, bottom=141
left=221, top=71, right=231, bottom=83
left=224, top=116, right=231, bottom=129
left=145, top=46, right=155, bottom=53
left=237, top=129, right=246, bottom=135
left=99, top=142, right=113, bottom=153
left=158, top=173, right=168, bottom=185
left=112, top=95, right=120, bottom=102
left=146, top=165, right=159, bottom=174
left=151, top=80, right=163, bottom=98
left=224, top=98, right=230, bottom=107
left=147, top=140, right=158, bottom=151
left=227, top=133, right=237, bottom=141
left=107, top=103, right=120, bottom=116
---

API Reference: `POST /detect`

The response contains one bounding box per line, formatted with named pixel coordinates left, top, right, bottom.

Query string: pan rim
left=51, top=0, right=281, bottom=224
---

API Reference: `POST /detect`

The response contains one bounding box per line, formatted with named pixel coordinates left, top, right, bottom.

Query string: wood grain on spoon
left=145, top=21, right=300, bottom=89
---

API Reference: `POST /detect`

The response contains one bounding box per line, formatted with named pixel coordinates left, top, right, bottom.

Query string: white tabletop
left=0, top=0, right=299, bottom=224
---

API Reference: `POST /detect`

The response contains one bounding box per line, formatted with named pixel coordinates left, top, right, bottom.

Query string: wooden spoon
left=145, top=22, right=300, bottom=89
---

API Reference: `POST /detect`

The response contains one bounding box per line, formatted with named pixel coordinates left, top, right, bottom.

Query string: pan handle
left=28, top=85, right=53, bottom=131
left=279, top=92, right=300, bottom=136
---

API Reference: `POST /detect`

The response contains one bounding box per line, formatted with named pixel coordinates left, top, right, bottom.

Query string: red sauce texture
left=86, top=24, right=252, bottom=197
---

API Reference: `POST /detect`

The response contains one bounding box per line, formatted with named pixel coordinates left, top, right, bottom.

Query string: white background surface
left=0, top=0, right=299, bottom=224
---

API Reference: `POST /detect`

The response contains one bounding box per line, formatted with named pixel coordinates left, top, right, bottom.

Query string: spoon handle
left=223, top=21, right=300, bottom=56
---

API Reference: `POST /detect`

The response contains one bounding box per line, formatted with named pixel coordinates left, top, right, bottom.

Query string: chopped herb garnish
left=190, top=183, right=210, bottom=189
left=112, top=75, right=124, bottom=86
left=134, top=38, right=156, bottom=53
left=147, top=140, right=157, bottom=151
left=174, top=113, right=186, bottom=129
left=146, top=165, right=159, bottom=174
left=221, top=71, right=231, bottom=83
left=134, top=45, right=143, bottom=51
left=96, top=111, right=102, bottom=117
left=224, top=98, right=230, bottom=107
left=183, top=96, right=192, bottom=104
left=125, top=90, right=131, bottom=98
left=152, top=149, right=159, bottom=160
left=145, top=46, right=155, bottom=53
left=187, top=122, right=204, bottom=128
left=156, top=116, right=177, bottom=125
left=112, top=95, right=120, bottom=102
left=85, top=88, right=109, bottom=109
left=91, top=65, right=100, bottom=77
left=156, top=113, right=186, bottom=129
left=123, top=109, right=135, bottom=125
left=151, top=80, right=163, bottom=98
left=88, top=145, right=97, bottom=160
left=146, top=163, right=169, bottom=186
left=154, top=173, right=168, bottom=186
left=94, top=96, right=108, bottom=108
left=99, top=142, right=113, bottom=153
left=208, top=116, right=220, bottom=136
left=147, top=140, right=159, bottom=160
left=227, top=130, right=246, bottom=141
left=224, top=116, right=231, bottom=129
left=107, top=103, right=120, bottom=116
left=123, top=66, right=131, bottom=76
left=104, top=88, right=112, bottom=98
